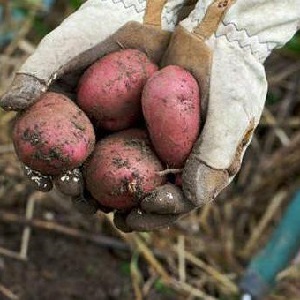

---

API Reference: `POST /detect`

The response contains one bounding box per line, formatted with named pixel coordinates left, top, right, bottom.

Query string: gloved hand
left=2, top=0, right=300, bottom=232
left=0, top=0, right=196, bottom=214
left=117, top=0, right=300, bottom=231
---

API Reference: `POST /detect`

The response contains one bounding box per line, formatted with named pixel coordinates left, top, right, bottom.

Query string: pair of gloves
left=1, top=0, right=299, bottom=232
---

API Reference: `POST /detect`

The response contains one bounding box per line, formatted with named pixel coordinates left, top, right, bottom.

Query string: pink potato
left=85, top=129, right=166, bottom=210
left=142, top=65, right=200, bottom=168
left=13, top=92, right=95, bottom=176
left=77, top=49, right=158, bottom=131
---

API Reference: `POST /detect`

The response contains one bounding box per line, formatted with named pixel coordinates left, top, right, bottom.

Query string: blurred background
left=0, top=1, right=299, bottom=299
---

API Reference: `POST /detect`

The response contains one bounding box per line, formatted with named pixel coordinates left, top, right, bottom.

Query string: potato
left=85, top=129, right=166, bottom=210
left=142, top=65, right=200, bottom=168
left=77, top=49, right=158, bottom=131
left=13, top=92, right=95, bottom=175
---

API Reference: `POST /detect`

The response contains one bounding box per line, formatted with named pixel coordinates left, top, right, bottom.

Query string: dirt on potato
left=77, top=49, right=158, bottom=131
left=85, top=129, right=166, bottom=210
left=1, top=2, right=300, bottom=299
left=12, top=92, right=95, bottom=175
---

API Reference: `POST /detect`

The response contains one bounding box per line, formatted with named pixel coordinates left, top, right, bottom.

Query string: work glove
left=0, top=0, right=197, bottom=216
left=2, top=0, right=300, bottom=232
left=116, top=0, right=300, bottom=231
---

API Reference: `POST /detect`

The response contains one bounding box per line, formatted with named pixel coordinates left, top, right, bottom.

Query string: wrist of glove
left=1, top=0, right=299, bottom=232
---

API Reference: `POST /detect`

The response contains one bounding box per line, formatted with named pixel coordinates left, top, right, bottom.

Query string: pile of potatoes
left=13, top=49, right=201, bottom=210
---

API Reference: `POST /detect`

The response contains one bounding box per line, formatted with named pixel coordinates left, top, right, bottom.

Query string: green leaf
left=33, top=17, right=51, bottom=38
left=154, top=279, right=175, bottom=296
left=120, top=261, right=131, bottom=275
left=266, top=92, right=280, bottom=105
left=283, top=32, right=300, bottom=54
left=70, top=0, right=84, bottom=10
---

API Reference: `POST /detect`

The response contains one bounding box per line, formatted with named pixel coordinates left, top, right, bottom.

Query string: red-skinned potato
left=142, top=65, right=201, bottom=168
left=77, top=49, right=158, bottom=131
left=85, top=129, right=166, bottom=210
left=13, top=92, right=95, bottom=176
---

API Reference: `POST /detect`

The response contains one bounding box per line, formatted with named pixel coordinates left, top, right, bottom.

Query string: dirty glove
left=120, top=0, right=300, bottom=231
left=0, top=0, right=195, bottom=213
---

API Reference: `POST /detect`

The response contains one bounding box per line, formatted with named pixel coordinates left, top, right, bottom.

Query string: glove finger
left=114, top=212, right=133, bottom=233
left=182, top=35, right=266, bottom=205
left=141, top=184, right=194, bottom=214
left=1, top=75, right=46, bottom=111
left=126, top=209, right=179, bottom=231
left=71, top=190, right=99, bottom=215
left=22, top=165, right=53, bottom=192
left=163, top=1, right=266, bottom=206
left=183, top=160, right=229, bottom=206
left=53, top=169, right=83, bottom=197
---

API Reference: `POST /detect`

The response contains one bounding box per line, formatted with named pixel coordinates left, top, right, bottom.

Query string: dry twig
left=0, top=211, right=131, bottom=253
left=242, top=191, right=287, bottom=257
left=0, top=283, right=19, bottom=300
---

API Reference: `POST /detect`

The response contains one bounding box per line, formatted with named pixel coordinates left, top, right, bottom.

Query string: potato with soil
left=85, top=129, right=166, bottom=210
left=77, top=49, right=158, bottom=131
left=142, top=65, right=200, bottom=168
left=13, top=92, right=95, bottom=175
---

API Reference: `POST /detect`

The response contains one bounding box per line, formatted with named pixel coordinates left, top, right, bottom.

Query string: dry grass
left=0, top=2, right=300, bottom=299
